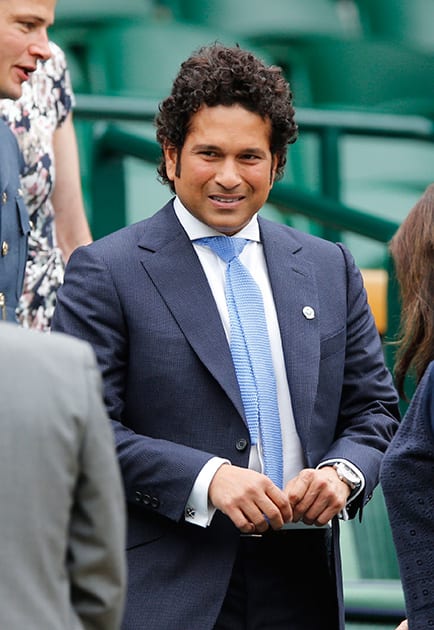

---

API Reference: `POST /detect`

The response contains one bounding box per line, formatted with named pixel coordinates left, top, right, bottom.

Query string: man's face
left=164, top=104, right=278, bottom=235
left=0, top=0, right=55, bottom=99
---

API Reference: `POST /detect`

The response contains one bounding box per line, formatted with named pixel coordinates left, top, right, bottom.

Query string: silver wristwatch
left=333, top=462, right=362, bottom=491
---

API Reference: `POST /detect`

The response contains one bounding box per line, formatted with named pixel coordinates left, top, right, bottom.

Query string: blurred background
left=50, top=1, right=434, bottom=626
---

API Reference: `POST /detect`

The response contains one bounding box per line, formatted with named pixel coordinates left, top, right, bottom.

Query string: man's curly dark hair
left=155, top=43, right=298, bottom=191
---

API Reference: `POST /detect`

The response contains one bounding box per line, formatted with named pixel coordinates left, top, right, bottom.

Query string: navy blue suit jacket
left=53, top=200, right=399, bottom=629
left=0, top=120, right=29, bottom=321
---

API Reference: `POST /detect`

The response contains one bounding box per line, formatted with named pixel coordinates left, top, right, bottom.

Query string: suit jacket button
left=151, top=497, right=160, bottom=509
left=236, top=438, right=248, bottom=452
left=142, top=494, right=151, bottom=505
left=135, top=490, right=143, bottom=503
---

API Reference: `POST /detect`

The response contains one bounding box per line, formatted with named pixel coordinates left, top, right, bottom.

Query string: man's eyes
left=240, top=154, right=260, bottom=161
left=20, top=21, right=35, bottom=30
left=198, top=152, right=261, bottom=161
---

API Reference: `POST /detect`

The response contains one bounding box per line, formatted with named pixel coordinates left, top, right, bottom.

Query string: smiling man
left=0, top=0, right=53, bottom=320
left=163, top=103, right=278, bottom=236
left=52, top=44, right=400, bottom=630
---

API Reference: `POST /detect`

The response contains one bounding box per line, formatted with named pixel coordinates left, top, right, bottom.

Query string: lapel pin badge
left=302, top=306, right=315, bottom=320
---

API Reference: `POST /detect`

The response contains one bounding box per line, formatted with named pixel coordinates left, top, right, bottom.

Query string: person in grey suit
left=52, top=44, right=400, bottom=629
left=0, top=323, right=126, bottom=629
left=0, top=5, right=126, bottom=626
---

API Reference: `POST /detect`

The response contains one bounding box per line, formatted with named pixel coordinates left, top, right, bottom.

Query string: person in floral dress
left=0, top=40, right=92, bottom=330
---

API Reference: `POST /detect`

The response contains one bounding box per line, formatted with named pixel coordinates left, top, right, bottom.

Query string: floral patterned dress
left=0, top=42, right=74, bottom=331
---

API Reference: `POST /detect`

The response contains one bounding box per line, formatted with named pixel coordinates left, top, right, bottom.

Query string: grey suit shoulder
left=0, top=323, right=126, bottom=629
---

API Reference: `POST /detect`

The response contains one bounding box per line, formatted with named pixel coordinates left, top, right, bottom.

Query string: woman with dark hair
left=380, top=184, right=434, bottom=630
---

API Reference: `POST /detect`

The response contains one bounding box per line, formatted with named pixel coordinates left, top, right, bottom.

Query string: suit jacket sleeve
left=259, top=219, right=399, bottom=518
left=317, top=243, right=400, bottom=515
left=67, top=343, right=126, bottom=629
left=53, top=243, right=217, bottom=525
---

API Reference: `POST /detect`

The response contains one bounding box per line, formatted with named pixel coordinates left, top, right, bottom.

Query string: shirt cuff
left=184, top=457, right=230, bottom=528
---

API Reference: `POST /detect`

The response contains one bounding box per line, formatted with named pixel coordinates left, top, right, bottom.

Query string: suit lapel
left=136, top=205, right=321, bottom=442
left=137, top=203, right=245, bottom=419
left=260, top=219, right=320, bottom=449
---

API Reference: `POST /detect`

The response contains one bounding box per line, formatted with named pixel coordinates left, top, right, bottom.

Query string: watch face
left=335, top=463, right=361, bottom=488
left=345, top=469, right=359, bottom=484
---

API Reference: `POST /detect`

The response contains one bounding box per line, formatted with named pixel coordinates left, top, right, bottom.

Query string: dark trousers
left=213, top=529, right=339, bottom=630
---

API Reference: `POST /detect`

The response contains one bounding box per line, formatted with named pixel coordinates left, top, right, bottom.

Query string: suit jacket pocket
left=126, top=506, right=170, bottom=550
left=320, top=326, right=346, bottom=361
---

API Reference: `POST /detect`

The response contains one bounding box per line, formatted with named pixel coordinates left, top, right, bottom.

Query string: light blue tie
left=196, top=236, right=283, bottom=488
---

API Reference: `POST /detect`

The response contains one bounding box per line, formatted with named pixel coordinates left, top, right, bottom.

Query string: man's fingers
left=285, top=468, right=313, bottom=502
left=266, top=482, right=293, bottom=526
left=286, top=467, right=350, bottom=524
left=285, top=468, right=317, bottom=520
left=209, top=465, right=292, bottom=532
left=235, top=485, right=291, bottom=532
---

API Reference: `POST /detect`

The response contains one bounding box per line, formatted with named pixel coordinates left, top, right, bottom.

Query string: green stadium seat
left=291, top=37, right=434, bottom=109
left=51, top=0, right=154, bottom=93
left=175, top=0, right=360, bottom=107
left=355, top=0, right=434, bottom=54
left=86, top=19, right=273, bottom=97
left=270, top=36, right=434, bottom=268
left=54, top=0, right=153, bottom=23
left=52, top=1, right=156, bottom=222
left=178, top=0, right=356, bottom=39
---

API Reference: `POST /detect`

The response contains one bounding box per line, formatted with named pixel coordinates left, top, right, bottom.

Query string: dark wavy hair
left=390, top=183, right=434, bottom=399
left=155, top=43, right=298, bottom=191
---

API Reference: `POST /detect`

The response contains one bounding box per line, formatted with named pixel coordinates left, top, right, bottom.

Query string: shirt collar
left=173, top=196, right=261, bottom=243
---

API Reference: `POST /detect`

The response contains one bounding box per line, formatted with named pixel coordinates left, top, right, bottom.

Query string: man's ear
left=163, top=143, right=178, bottom=181
left=270, top=154, right=279, bottom=186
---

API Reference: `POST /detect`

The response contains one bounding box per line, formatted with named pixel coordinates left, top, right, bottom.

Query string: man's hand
left=285, top=466, right=351, bottom=526
left=209, top=464, right=293, bottom=534
left=394, top=620, right=408, bottom=630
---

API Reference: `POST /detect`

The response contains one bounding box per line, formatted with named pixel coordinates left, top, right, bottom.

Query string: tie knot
left=195, top=236, right=249, bottom=263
